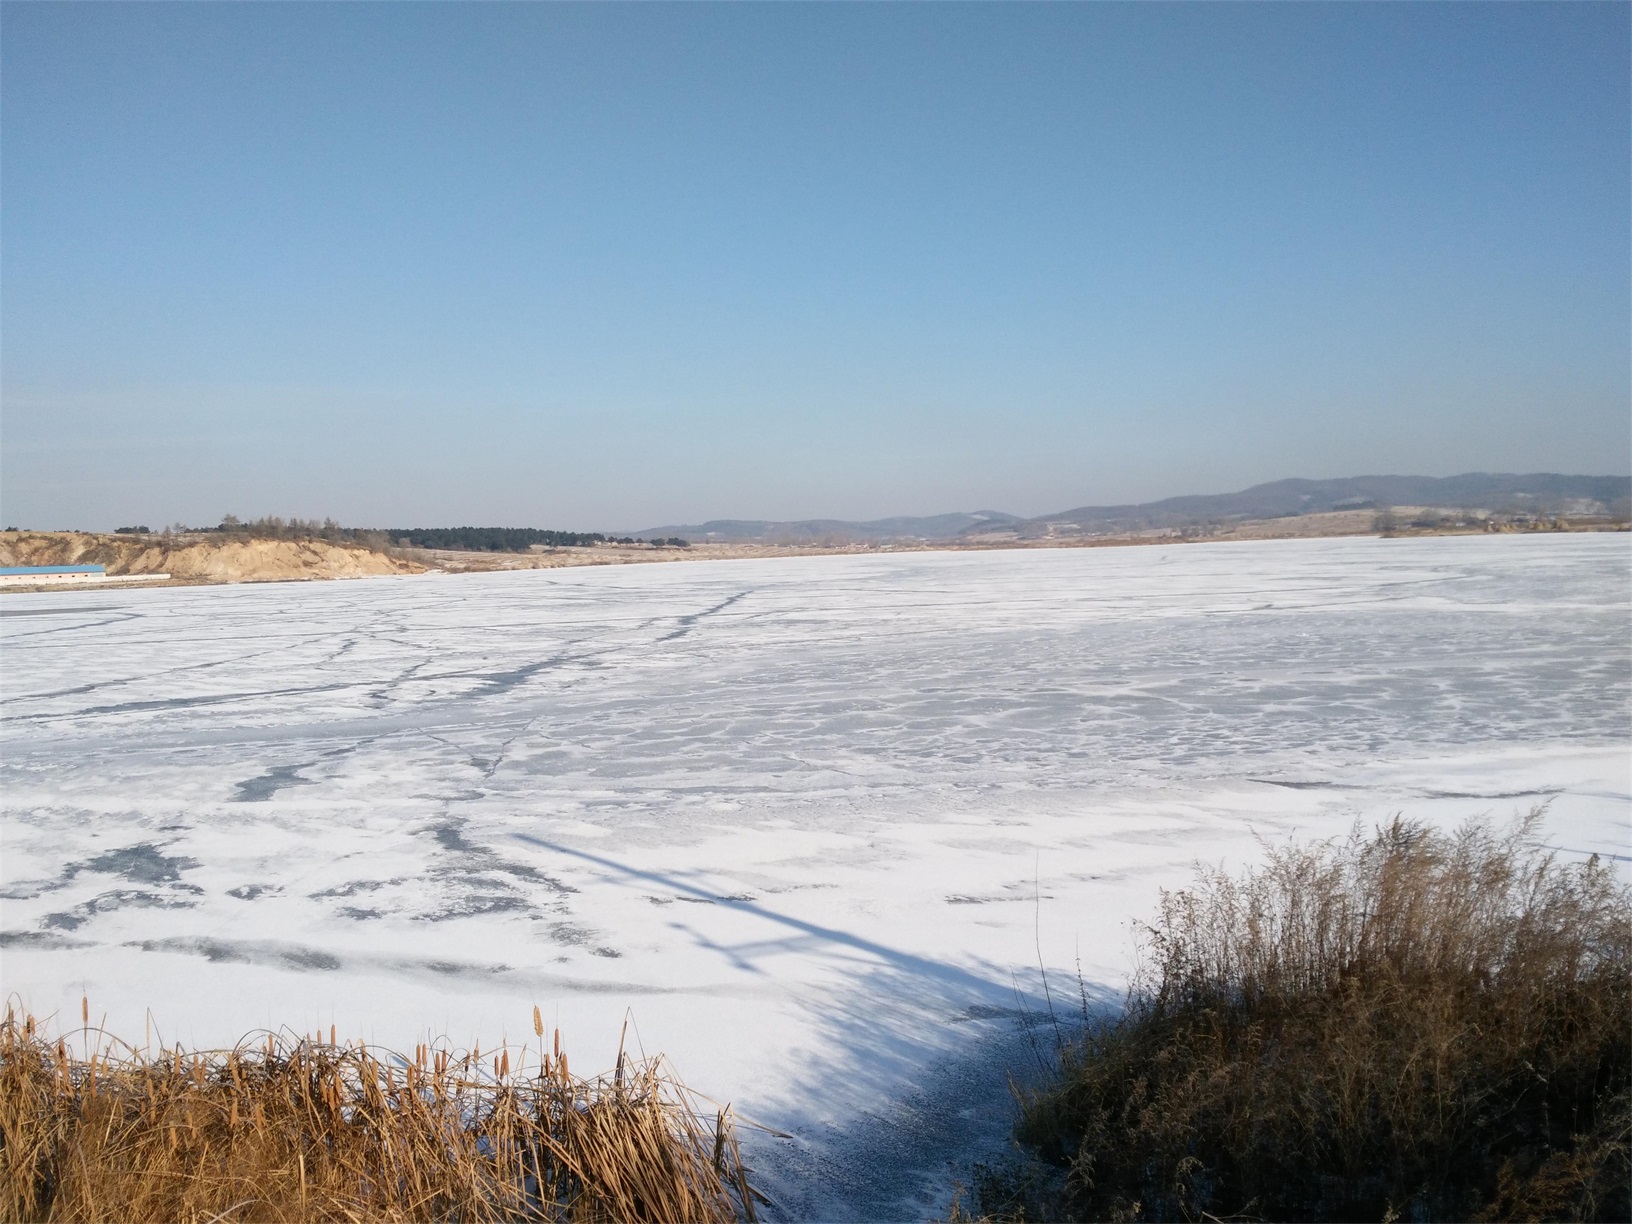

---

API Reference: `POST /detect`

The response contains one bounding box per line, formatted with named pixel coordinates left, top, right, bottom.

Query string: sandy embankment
left=0, top=531, right=424, bottom=587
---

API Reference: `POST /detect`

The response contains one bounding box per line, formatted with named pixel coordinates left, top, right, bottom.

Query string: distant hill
left=1007, top=473, right=1632, bottom=538
left=633, top=510, right=1023, bottom=544
left=636, top=474, right=1630, bottom=543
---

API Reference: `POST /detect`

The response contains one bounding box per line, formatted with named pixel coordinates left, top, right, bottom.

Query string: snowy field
left=2, top=533, right=1628, bottom=1218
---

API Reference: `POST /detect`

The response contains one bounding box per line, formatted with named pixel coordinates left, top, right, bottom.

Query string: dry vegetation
left=0, top=1007, right=759, bottom=1223
left=988, top=812, right=1630, bottom=1222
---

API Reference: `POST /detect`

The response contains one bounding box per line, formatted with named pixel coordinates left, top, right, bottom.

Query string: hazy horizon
left=3, top=4, right=1627, bottom=531
left=5, top=466, right=1629, bottom=537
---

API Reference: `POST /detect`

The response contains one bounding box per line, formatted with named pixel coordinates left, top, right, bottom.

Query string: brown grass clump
left=1010, top=811, right=1631, bottom=1222
left=0, top=1005, right=759, bottom=1223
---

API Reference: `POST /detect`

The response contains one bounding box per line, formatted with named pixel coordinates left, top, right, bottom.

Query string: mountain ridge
left=635, top=473, right=1631, bottom=543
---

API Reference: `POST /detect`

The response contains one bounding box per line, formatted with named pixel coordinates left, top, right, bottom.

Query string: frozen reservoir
left=2, top=533, right=1627, bottom=1218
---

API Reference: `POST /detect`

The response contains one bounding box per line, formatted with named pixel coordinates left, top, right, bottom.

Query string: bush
left=1011, top=813, right=1630, bottom=1222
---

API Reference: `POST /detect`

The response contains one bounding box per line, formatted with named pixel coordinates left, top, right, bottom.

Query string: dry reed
left=0, top=1004, right=760, bottom=1223
left=1009, top=810, right=1631, bottom=1222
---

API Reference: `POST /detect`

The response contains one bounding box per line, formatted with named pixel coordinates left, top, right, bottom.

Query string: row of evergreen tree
left=106, top=519, right=688, bottom=552
left=387, top=527, right=686, bottom=551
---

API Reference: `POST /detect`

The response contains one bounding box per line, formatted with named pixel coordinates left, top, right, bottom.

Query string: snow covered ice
left=3, top=533, right=1628, bottom=1219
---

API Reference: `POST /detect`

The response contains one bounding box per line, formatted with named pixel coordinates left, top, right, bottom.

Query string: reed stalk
left=0, top=1007, right=757, bottom=1223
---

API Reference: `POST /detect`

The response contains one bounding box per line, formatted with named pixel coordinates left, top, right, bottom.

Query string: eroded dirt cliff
left=0, top=532, right=424, bottom=584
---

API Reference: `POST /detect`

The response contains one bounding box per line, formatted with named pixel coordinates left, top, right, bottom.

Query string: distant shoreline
left=1, top=514, right=1625, bottom=593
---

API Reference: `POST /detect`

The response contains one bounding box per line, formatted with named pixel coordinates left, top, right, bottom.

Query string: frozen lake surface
left=3, top=534, right=1628, bottom=1218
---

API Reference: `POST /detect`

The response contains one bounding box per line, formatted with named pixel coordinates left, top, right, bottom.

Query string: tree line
left=150, top=516, right=392, bottom=548
left=387, top=527, right=687, bottom=551
left=139, top=518, right=688, bottom=553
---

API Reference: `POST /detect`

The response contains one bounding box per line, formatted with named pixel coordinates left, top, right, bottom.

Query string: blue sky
left=2, top=2, right=1626, bottom=530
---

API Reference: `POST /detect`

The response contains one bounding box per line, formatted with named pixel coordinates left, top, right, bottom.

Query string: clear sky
left=2, top=2, right=1627, bottom=531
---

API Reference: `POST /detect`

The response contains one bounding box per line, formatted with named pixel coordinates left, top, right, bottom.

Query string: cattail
left=0, top=1006, right=755, bottom=1222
